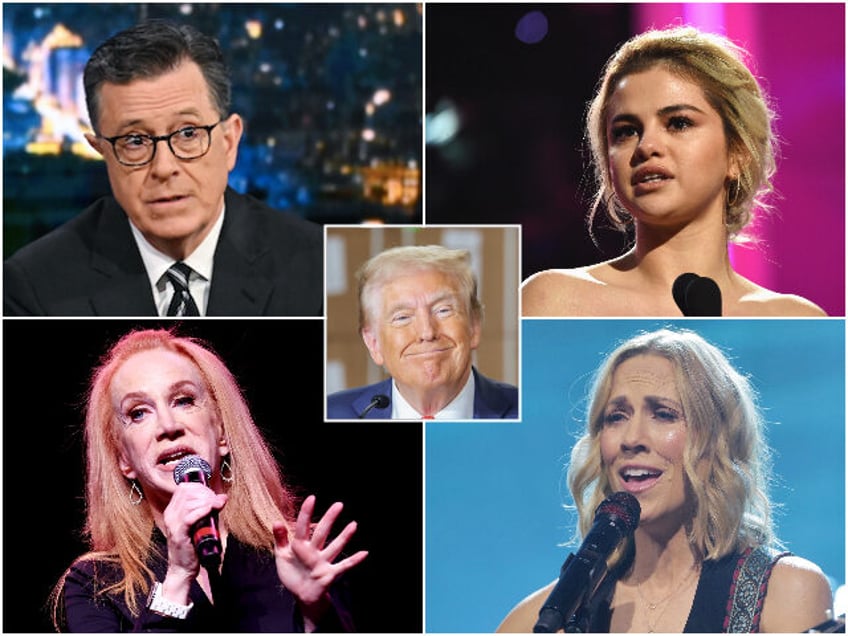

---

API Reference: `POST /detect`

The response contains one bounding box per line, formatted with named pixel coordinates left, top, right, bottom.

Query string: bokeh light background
left=4, top=2, right=423, bottom=259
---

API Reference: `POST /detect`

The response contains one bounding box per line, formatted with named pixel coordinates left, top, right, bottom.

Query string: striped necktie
left=165, top=262, right=200, bottom=316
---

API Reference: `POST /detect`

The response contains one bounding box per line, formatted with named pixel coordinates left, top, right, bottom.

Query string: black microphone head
left=173, top=455, right=212, bottom=484
left=685, top=276, right=722, bottom=316
left=672, top=273, right=699, bottom=314
left=358, top=394, right=391, bottom=418
left=594, top=491, right=641, bottom=536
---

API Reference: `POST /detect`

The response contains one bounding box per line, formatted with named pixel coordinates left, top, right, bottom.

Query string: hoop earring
left=726, top=179, right=741, bottom=208
left=129, top=480, right=144, bottom=505
left=221, top=458, right=234, bottom=483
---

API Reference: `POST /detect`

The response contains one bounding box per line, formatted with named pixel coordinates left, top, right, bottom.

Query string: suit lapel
left=472, top=368, right=511, bottom=418
left=88, top=199, right=158, bottom=316
left=89, top=276, right=159, bottom=315
left=207, top=189, right=274, bottom=316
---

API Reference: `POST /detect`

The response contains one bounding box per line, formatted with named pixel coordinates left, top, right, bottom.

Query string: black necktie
left=165, top=262, right=200, bottom=316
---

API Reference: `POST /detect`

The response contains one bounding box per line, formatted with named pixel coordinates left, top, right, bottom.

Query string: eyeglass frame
left=98, top=119, right=225, bottom=167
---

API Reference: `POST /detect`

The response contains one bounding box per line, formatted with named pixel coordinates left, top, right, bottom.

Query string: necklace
left=635, top=563, right=701, bottom=632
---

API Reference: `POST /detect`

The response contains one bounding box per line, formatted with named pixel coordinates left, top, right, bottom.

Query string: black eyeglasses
left=99, top=120, right=223, bottom=167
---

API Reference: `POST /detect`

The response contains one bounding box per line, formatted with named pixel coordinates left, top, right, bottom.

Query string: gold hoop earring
left=221, top=458, right=234, bottom=483
left=727, top=179, right=741, bottom=208
left=129, top=480, right=144, bottom=505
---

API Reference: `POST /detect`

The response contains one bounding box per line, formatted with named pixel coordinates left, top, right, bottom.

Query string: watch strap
left=147, top=581, right=194, bottom=619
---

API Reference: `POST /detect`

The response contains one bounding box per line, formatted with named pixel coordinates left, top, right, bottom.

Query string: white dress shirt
left=392, top=370, right=476, bottom=420
left=129, top=204, right=225, bottom=316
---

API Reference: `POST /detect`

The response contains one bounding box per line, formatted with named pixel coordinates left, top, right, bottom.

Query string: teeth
left=159, top=450, right=190, bottom=465
left=641, top=174, right=665, bottom=183
left=622, top=468, right=661, bottom=481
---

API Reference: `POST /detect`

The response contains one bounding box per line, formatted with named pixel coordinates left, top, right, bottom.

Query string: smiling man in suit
left=4, top=19, right=322, bottom=317
left=327, top=244, right=519, bottom=420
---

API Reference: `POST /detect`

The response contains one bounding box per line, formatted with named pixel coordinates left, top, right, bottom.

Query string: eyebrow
left=605, top=396, right=632, bottom=411
left=113, top=109, right=206, bottom=133
left=644, top=395, right=683, bottom=409
left=606, top=395, right=682, bottom=409
left=117, top=380, right=202, bottom=404
left=609, top=103, right=708, bottom=127
left=386, top=292, right=458, bottom=316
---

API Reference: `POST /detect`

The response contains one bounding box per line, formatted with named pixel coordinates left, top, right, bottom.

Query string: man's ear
left=222, top=113, right=244, bottom=171
left=361, top=327, right=384, bottom=366
left=85, top=133, right=104, bottom=156
left=469, top=317, right=482, bottom=351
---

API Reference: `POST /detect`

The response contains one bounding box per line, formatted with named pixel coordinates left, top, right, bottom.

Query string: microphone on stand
left=358, top=394, right=390, bottom=419
left=673, top=273, right=722, bottom=316
left=533, top=492, right=641, bottom=633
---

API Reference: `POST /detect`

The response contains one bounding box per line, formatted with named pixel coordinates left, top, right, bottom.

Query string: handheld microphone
left=533, top=491, right=641, bottom=633
left=173, top=455, right=222, bottom=570
left=672, top=273, right=722, bottom=316
left=358, top=394, right=390, bottom=419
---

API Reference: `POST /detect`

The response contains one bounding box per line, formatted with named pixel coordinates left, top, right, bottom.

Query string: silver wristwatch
left=147, top=582, right=194, bottom=619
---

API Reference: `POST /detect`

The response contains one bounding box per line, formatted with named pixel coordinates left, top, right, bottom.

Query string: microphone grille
left=374, top=394, right=390, bottom=409
left=595, top=491, right=641, bottom=534
left=173, top=455, right=212, bottom=484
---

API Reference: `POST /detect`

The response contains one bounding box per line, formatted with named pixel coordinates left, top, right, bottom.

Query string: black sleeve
left=62, top=561, right=197, bottom=633
left=311, top=578, right=357, bottom=633
left=62, top=561, right=128, bottom=632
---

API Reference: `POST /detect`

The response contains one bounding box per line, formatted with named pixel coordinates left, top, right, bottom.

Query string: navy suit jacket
left=4, top=187, right=322, bottom=316
left=327, top=367, right=519, bottom=420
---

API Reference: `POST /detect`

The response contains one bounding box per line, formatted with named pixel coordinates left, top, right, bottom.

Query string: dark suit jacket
left=326, top=366, right=519, bottom=420
left=4, top=187, right=322, bottom=316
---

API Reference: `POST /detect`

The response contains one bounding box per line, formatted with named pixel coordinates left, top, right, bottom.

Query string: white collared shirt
left=129, top=203, right=225, bottom=316
left=391, top=370, right=476, bottom=420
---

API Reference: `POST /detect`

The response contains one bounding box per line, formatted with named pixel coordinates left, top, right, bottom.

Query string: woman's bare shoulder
left=521, top=266, right=613, bottom=317
left=760, top=555, right=834, bottom=632
left=496, top=582, right=556, bottom=633
left=735, top=284, right=828, bottom=317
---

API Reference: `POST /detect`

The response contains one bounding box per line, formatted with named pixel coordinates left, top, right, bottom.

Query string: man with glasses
left=4, top=20, right=322, bottom=316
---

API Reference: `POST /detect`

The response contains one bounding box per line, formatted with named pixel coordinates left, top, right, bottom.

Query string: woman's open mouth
left=619, top=466, right=663, bottom=493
